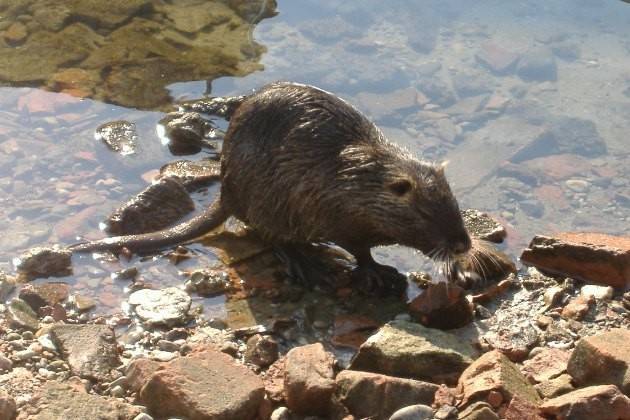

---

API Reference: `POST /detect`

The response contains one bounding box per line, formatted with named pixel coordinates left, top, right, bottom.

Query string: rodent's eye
left=389, top=179, right=412, bottom=196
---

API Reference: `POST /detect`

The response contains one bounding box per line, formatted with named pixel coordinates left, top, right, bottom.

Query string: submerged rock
left=475, top=42, right=520, bottom=75
left=95, top=120, right=138, bottom=155
left=184, top=269, right=229, bottom=297
left=18, top=282, right=70, bottom=312
left=350, top=320, right=477, bottom=384
left=521, top=232, right=630, bottom=289
left=49, top=324, right=121, bottom=382
left=14, top=246, right=72, bottom=279
left=335, top=370, right=437, bottom=420
left=516, top=48, right=557, bottom=81
left=128, top=287, right=192, bottom=326
left=105, top=177, right=194, bottom=235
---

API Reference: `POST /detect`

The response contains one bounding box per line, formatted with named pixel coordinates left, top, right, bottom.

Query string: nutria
left=71, top=82, right=471, bottom=291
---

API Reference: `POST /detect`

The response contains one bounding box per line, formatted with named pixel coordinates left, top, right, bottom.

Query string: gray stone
left=335, top=370, right=437, bottom=419
left=28, top=381, right=142, bottom=420
left=517, top=48, right=557, bottom=81
left=461, top=209, right=506, bottom=243
left=49, top=324, right=121, bottom=381
left=349, top=320, right=477, bottom=384
left=5, top=298, right=39, bottom=331
left=389, top=404, right=433, bottom=420
left=128, top=287, right=191, bottom=327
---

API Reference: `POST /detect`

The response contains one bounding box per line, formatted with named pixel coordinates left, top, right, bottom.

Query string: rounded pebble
left=389, top=404, right=434, bottom=420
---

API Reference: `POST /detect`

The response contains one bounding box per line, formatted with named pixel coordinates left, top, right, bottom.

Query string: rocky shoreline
left=1, top=221, right=628, bottom=419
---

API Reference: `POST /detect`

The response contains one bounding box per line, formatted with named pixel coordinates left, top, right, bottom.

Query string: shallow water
left=1, top=0, right=629, bottom=325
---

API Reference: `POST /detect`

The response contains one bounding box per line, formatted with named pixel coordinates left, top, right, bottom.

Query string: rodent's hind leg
left=272, top=243, right=338, bottom=289
left=349, top=248, right=407, bottom=297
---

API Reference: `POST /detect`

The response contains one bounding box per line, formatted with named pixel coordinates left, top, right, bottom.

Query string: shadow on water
left=0, top=0, right=277, bottom=110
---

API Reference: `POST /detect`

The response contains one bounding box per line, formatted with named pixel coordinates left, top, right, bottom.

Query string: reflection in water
left=0, top=0, right=277, bottom=109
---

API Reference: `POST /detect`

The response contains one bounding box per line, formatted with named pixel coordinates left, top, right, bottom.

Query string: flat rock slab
left=568, top=328, right=630, bottom=394
left=284, top=343, right=336, bottom=416
left=138, top=348, right=265, bottom=420
left=350, top=320, right=477, bottom=385
left=49, top=324, right=121, bottom=381
left=457, top=350, right=541, bottom=408
left=521, top=232, right=630, bottom=289
left=128, top=287, right=191, bottom=327
left=539, top=385, right=630, bottom=420
left=20, top=381, right=142, bottom=420
left=335, top=370, right=438, bottom=420
left=5, top=298, right=39, bottom=331
left=521, top=347, right=571, bottom=383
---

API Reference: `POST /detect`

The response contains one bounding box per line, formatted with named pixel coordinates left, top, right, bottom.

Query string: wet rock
left=158, top=111, right=216, bottom=155
left=184, top=269, right=229, bottom=297
left=335, top=370, right=437, bottom=419
left=128, top=287, right=191, bottom=327
left=138, top=348, right=265, bottom=420
left=510, top=117, right=606, bottom=163
left=14, top=246, right=72, bottom=279
left=521, top=348, right=571, bottom=383
left=300, top=15, right=362, bottom=45
left=389, top=404, right=434, bottom=420
left=539, top=385, right=630, bottom=420
left=0, top=389, right=16, bottom=420
left=462, top=209, right=507, bottom=243
left=521, top=232, right=630, bottom=289
left=458, top=402, right=499, bottom=420
left=457, top=350, right=541, bottom=408
left=535, top=373, right=574, bottom=399
left=331, top=314, right=379, bottom=350
left=71, top=294, right=97, bottom=312
left=517, top=48, right=557, bottom=81
left=105, top=177, right=194, bottom=235
left=453, top=71, right=494, bottom=98
left=419, top=79, right=456, bottom=108
left=350, top=320, right=477, bottom=384
left=95, top=120, right=138, bottom=155
left=567, top=329, right=630, bottom=394
left=5, top=298, right=39, bottom=331
left=408, top=283, right=474, bottom=329
left=49, top=324, right=121, bottom=382
left=0, top=272, right=16, bottom=301
left=18, top=282, right=69, bottom=312
left=245, top=334, right=279, bottom=368
left=284, top=343, right=336, bottom=416
left=159, top=159, right=221, bottom=190
left=475, top=42, right=520, bottom=75
left=23, top=381, right=142, bottom=420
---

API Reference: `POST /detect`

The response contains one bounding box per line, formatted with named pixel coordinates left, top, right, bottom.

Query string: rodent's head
left=354, top=151, right=471, bottom=259
left=374, top=157, right=472, bottom=260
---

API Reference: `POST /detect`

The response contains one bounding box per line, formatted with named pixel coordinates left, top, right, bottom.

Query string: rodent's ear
left=388, top=179, right=413, bottom=196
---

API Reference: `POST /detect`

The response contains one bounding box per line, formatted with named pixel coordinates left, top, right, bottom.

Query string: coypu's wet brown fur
left=71, top=82, right=471, bottom=289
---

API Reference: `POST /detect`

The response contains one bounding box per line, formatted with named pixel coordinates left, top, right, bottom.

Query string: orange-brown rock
left=521, top=233, right=630, bottom=289
left=408, top=283, right=473, bottom=329
left=539, top=385, right=630, bottom=420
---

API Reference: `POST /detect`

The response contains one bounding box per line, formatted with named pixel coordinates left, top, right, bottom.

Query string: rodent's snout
left=451, top=234, right=472, bottom=255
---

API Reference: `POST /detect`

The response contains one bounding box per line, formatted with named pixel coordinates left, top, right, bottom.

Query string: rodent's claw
left=352, top=263, right=407, bottom=297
